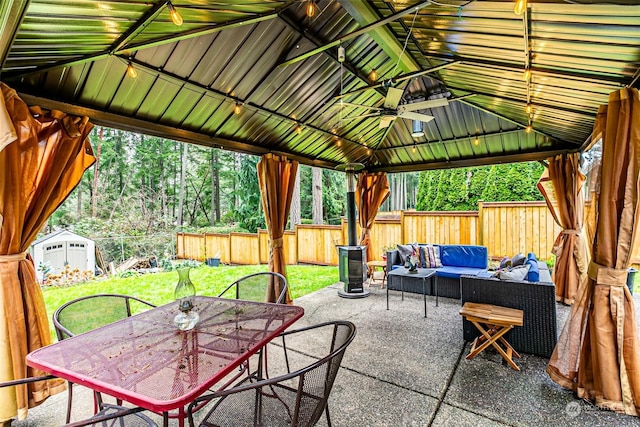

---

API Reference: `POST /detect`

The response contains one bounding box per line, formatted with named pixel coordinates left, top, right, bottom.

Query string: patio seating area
left=17, top=283, right=640, bottom=427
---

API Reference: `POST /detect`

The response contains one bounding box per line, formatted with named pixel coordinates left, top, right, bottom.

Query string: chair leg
left=325, top=405, right=332, bottom=427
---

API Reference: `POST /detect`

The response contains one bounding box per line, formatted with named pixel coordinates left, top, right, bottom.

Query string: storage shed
left=30, top=230, right=95, bottom=281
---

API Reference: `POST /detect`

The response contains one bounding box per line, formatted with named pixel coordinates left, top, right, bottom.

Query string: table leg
left=435, top=277, right=439, bottom=307
left=423, top=278, right=427, bottom=318
left=386, top=282, right=389, bottom=310
left=401, top=277, right=404, bottom=301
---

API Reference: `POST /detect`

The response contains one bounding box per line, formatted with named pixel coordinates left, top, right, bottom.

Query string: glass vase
left=173, top=267, right=199, bottom=331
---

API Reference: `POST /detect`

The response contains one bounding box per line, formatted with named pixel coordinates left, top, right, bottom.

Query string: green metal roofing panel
left=1, top=1, right=638, bottom=173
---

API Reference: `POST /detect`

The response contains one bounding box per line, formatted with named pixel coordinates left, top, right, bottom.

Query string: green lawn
left=42, top=264, right=338, bottom=340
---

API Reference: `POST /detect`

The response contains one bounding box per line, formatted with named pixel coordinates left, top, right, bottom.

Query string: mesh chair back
left=191, top=320, right=356, bottom=427
left=218, top=271, right=288, bottom=304
left=53, top=294, right=155, bottom=340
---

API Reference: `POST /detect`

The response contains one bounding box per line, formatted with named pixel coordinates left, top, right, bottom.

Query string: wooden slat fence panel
left=297, top=225, right=343, bottom=265
left=176, top=202, right=570, bottom=265
left=204, top=233, right=230, bottom=264
left=481, top=202, right=561, bottom=260
left=403, top=211, right=478, bottom=246
left=229, top=233, right=260, bottom=265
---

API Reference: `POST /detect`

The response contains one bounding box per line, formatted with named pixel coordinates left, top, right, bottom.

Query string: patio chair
left=216, top=271, right=289, bottom=380
left=186, top=320, right=356, bottom=427
left=0, top=375, right=158, bottom=426
left=217, top=271, right=288, bottom=304
left=52, top=294, right=156, bottom=423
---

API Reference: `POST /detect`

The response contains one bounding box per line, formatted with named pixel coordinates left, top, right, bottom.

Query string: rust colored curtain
left=547, top=88, right=640, bottom=415
left=537, top=153, right=587, bottom=304
left=0, top=82, right=95, bottom=421
left=257, top=153, right=298, bottom=304
left=356, top=172, right=390, bottom=261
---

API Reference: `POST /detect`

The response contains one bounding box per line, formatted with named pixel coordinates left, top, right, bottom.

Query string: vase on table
left=173, top=267, right=200, bottom=331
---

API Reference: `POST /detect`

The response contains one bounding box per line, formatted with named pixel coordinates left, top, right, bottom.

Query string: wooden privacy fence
left=177, top=201, right=640, bottom=266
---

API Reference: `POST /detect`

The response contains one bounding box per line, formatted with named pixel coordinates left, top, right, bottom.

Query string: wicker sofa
left=386, top=244, right=489, bottom=298
left=460, top=274, right=557, bottom=357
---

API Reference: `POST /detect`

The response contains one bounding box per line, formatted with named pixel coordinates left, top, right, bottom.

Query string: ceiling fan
left=339, top=87, right=449, bottom=129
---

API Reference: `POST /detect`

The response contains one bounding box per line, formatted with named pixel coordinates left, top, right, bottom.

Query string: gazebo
left=0, top=0, right=639, bottom=422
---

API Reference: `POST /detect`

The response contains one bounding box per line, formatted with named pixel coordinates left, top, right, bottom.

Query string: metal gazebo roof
left=1, top=0, right=638, bottom=172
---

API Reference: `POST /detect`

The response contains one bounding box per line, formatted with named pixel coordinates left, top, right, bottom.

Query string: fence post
left=478, top=200, right=484, bottom=248
left=400, top=210, right=406, bottom=244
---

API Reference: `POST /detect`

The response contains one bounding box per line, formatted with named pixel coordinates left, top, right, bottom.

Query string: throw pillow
left=526, top=258, right=540, bottom=282
left=499, top=256, right=511, bottom=269
left=499, top=264, right=530, bottom=281
left=511, top=253, right=526, bottom=267
left=397, top=244, right=416, bottom=264
left=422, top=245, right=443, bottom=268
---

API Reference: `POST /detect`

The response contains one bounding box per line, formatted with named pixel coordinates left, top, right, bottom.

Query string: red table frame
left=27, top=296, right=304, bottom=426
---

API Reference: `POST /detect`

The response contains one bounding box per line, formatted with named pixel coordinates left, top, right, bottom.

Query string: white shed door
left=66, top=241, right=88, bottom=270
left=43, top=243, right=66, bottom=271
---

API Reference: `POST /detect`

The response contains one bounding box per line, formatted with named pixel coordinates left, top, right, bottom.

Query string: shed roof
left=1, top=0, right=638, bottom=172
left=31, top=230, right=92, bottom=247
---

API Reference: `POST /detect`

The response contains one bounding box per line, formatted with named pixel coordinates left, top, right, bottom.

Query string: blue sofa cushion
left=440, top=245, right=488, bottom=269
left=436, top=266, right=486, bottom=279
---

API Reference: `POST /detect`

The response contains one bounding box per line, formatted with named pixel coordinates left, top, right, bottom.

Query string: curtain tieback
left=0, top=251, right=27, bottom=263
left=587, top=261, right=627, bottom=286
left=561, top=229, right=581, bottom=235
left=271, top=238, right=284, bottom=249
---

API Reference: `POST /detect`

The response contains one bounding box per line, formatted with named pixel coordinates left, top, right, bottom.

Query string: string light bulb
left=167, top=2, right=183, bottom=26
left=295, top=124, right=303, bottom=135
left=526, top=103, right=533, bottom=114
left=412, top=144, right=417, bottom=153
left=369, top=69, right=378, bottom=83
left=233, top=103, right=242, bottom=115
left=306, top=1, right=316, bottom=18
left=126, top=62, right=137, bottom=78
left=473, top=137, right=480, bottom=146
left=522, top=68, right=531, bottom=81
left=514, top=0, right=527, bottom=16
left=525, top=124, right=533, bottom=133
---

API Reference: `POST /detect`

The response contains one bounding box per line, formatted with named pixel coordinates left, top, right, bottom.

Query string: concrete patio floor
left=14, top=280, right=640, bottom=426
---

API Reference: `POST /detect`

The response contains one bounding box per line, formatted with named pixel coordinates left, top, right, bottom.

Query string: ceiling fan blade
left=399, top=98, right=449, bottom=112
left=398, top=111, right=435, bottom=123
left=379, top=115, right=396, bottom=129
left=384, top=87, right=403, bottom=109
left=336, top=101, right=382, bottom=111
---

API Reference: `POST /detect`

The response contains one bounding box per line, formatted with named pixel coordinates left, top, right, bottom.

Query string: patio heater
left=335, top=162, right=369, bottom=299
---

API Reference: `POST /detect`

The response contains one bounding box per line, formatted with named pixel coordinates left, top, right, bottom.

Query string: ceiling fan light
left=514, top=0, right=527, bottom=16
left=411, top=120, right=424, bottom=138
left=167, top=2, right=183, bottom=26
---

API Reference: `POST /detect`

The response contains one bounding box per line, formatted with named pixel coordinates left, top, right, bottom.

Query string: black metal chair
left=186, top=320, right=356, bottom=427
left=217, top=271, right=288, bottom=304
left=52, top=294, right=156, bottom=423
left=0, top=375, right=158, bottom=426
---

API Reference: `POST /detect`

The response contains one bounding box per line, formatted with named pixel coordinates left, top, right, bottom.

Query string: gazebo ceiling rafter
left=278, top=0, right=431, bottom=68
left=123, top=55, right=369, bottom=152
left=1, top=0, right=636, bottom=172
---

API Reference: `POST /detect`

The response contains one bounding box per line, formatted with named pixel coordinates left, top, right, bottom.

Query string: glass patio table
left=26, top=296, right=304, bottom=427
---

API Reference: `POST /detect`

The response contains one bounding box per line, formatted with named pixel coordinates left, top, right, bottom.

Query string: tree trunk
left=177, top=143, right=188, bottom=227
left=211, top=149, right=220, bottom=225
left=289, top=167, right=301, bottom=229
left=312, top=167, right=323, bottom=224
left=91, top=127, right=103, bottom=218
left=76, top=181, right=82, bottom=219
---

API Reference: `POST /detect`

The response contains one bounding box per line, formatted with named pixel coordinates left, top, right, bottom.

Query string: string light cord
left=390, top=7, right=420, bottom=79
